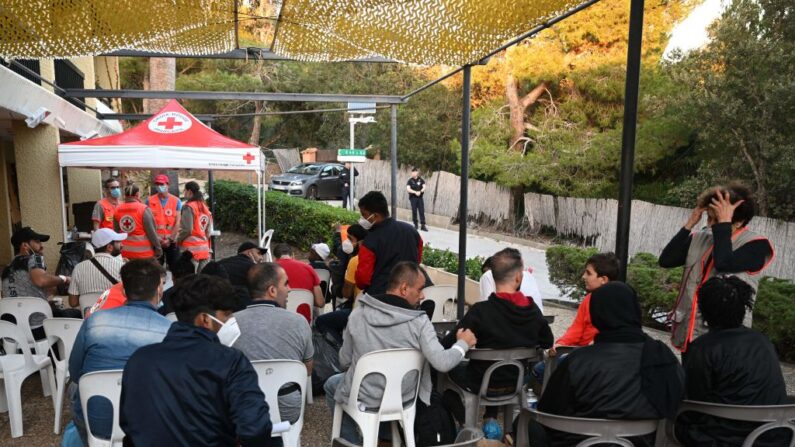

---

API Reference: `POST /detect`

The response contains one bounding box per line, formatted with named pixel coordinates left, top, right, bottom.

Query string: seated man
left=443, top=248, right=553, bottom=427
left=234, top=262, right=313, bottom=424
left=2, top=227, right=79, bottom=336
left=68, top=259, right=170, bottom=443
left=120, top=274, right=278, bottom=447
left=325, top=262, right=477, bottom=444
left=535, top=282, right=684, bottom=447
left=675, top=276, right=789, bottom=446
left=68, top=228, right=126, bottom=309
left=478, top=255, right=544, bottom=312
left=273, top=243, right=324, bottom=312
left=218, top=241, right=268, bottom=308
left=533, top=252, right=619, bottom=379
left=308, top=242, right=331, bottom=270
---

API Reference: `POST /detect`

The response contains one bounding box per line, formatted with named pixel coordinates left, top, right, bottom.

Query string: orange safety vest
left=147, top=194, right=179, bottom=239
left=180, top=201, right=211, bottom=260
left=97, top=198, right=118, bottom=230
left=114, top=201, right=156, bottom=259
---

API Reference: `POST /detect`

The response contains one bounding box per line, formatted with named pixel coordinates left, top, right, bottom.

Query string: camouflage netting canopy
left=0, top=0, right=583, bottom=65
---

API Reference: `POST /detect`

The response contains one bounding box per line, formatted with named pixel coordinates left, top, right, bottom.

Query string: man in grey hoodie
left=325, top=261, right=477, bottom=444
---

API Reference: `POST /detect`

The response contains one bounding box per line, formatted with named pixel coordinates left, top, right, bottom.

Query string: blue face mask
left=157, top=185, right=168, bottom=194
left=110, top=188, right=121, bottom=198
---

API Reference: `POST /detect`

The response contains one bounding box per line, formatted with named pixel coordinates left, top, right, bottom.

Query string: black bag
left=55, top=241, right=89, bottom=295
left=415, top=390, right=458, bottom=446
left=311, top=330, right=342, bottom=395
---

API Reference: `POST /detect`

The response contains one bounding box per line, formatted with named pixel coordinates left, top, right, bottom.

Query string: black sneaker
left=421, top=225, right=429, bottom=231
left=414, top=224, right=419, bottom=229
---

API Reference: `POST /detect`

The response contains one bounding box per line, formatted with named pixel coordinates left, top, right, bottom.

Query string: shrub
left=214, top=180, right=359, bottom=251
left=755, top=277, right=795, bottom=361
left=545, top=245, right=597, bottom=301
left=626, top=252, right=682, bottom=327
left=422, top=246, right=484, bottom=281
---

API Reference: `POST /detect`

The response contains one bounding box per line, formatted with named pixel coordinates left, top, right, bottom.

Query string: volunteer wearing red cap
left=147, top=174, right=182, bottom=269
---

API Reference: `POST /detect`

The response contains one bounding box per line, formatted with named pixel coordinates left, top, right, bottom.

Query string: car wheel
left=306, top=185, right=318, bottom=200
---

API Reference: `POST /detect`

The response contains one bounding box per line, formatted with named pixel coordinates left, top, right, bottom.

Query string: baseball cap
left=11, top=227, right=50, bottom=247
left=154, top=174, right=169, bottom=185
left=237, top=241, right=268, bottom=254
left=311, top=243, right=331, bottom=261
left=91, top=228, right=127, bottom=248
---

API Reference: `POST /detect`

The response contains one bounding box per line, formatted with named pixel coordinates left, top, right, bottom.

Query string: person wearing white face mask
left=147, top=174, right=182, bottom=270
left=120, top=273, right=279, bottom=447
left=354, top=191, right=423, bottom=296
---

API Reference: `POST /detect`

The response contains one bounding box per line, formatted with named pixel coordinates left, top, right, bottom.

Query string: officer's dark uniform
left=407, top=175, right=427, bottom=230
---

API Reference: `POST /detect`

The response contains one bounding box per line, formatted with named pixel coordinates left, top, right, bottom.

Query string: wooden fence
left=350, top=159, right=795, bottom=281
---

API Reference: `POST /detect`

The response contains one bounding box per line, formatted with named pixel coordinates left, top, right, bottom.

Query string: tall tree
left=144, top=58, right=176, bottom=113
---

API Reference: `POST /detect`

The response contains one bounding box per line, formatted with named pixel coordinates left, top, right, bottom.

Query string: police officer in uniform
left=406, top=167, right=428, bottom=231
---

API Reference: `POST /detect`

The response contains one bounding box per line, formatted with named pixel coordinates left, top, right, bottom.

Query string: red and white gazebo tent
left=58, top=99, right=264, bottom=241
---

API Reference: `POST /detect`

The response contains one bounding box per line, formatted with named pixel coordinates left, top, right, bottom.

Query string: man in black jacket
left=443, top=248, right=553, bottom=423
left=339, top=162, right=359, bottom=210
left=120, top=274, right=279, bottom=447
left=675, top=276, right=789, bottom=446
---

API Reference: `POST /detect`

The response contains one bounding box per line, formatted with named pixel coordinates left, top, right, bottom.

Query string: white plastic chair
left=438, top=347, right=542, bottom=431
left=315, top=268, right=331, bottom=296
left=514, top=407, right=662, bottom=447
left=165, top=312, right=178, bottom=322
left=43, top=317, right=83, bottom=434
left=0, top=320, right=56, bottom=438
left=79, top=369, right=125, bottom=447
left=333, top=428, right=484, bottom=447
left=331, top=348, right=425, bottom=447
left=80, top=292, right=104, bottom=318
left=286, top=289, right=315, bottom=324
left=251, top=360, right=308, bottom=447
left=421, top=285, right=457, bottom=322
left=0, top=296, right=53, bottom=355
left=260, top=229, right=275, bottom=262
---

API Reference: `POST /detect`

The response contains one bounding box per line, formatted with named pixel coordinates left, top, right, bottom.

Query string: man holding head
left=69, top=259, right=170, bottom=444
left=325, top=261, right=477, bottom=444
left=92, top=177, right=121, bottom=231
left=120, top=274, right=277, bottom=447
left=355, top=190, right=423, bottom=296
left=67, top=228, right=126, bottom=309
left=234, top=262, right=313, bottom=424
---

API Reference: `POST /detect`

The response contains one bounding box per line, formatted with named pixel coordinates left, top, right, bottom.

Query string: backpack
left=311, top=329, right=342, bottom=395
left=415, top=390, right=458, bottom=446
left=55, top=241, right=89, bottom=295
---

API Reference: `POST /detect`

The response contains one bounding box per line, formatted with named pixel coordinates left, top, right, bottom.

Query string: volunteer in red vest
left=178, top=181, right=212, bottom=272
left=148, top=174, right=182, bottom=269
left=114, top=184, right=162, bottom=261
left=92, top=178, right=121, bottom=231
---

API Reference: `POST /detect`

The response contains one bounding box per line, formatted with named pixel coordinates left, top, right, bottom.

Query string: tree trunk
left=249, top=101, right=264, bottom=146
left=736, top=134, right=769, bottom=216
left=144, top=57, right=176, bottom=114
left=505, top=73, right=547, bottom=150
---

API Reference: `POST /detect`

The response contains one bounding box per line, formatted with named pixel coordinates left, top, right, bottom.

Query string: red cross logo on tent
left=148, top=111, right=192, bottom=134
left=157, top=116, right=182, bottom=130
left=243, top=153, right=255, bottom=164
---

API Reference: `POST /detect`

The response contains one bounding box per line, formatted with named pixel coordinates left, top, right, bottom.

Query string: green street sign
left=338, top=148, right=367, bottom=157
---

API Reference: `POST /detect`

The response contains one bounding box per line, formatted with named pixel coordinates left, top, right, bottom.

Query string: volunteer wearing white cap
left=308, top=242, right=331, bottom=269
left=68, top=228, right=127, bottom=309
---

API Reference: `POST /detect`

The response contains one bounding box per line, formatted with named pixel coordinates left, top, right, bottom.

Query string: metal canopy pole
left=615, top=0, right=645, bottom=280
left=390, top=105, right=398, bottom=217
left=457, top=66, right=472, bottom=320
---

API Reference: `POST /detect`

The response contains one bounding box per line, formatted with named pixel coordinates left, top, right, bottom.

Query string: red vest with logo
left=180, top=201, right=211, bottom=260
left=114, top=201, right=155, bottom=259
left=97, top=198, right=117, bottom=230
left=147, top=194, right=179, bottom=239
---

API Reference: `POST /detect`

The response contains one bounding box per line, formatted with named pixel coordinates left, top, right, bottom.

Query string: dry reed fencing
left=270, top=148, right=301, bottom=173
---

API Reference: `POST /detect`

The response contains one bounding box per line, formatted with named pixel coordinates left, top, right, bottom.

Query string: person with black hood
left=532, top=282, right=685, bottom=447
left=442, top=247, right=553, bottom=428
left=675, top=276, right=790, bottom=446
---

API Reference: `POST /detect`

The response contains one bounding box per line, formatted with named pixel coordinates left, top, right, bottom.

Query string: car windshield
left=287, top=164, right=322, bottom=175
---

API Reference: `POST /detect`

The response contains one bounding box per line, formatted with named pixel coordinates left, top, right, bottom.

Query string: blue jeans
left=315, top=309, right=352, bottom=345
left=325, top=373, right=363, bottom=444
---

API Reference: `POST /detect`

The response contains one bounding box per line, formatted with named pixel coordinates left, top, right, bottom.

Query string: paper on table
left=272, top=421, right=291, bottom=434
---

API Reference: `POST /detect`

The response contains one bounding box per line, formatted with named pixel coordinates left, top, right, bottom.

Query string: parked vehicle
left=268, top=162, right=344, bottom=199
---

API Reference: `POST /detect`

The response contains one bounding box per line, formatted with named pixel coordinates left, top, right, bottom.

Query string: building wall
left=67, top=168, right=101, bottom=228
left=70, top=56, right=97, bottom=113
left=0, top=140, right=13, bottom=263
left=12, top=121, right=64, bottom=263
left=39, top=59, right=55, bottom=92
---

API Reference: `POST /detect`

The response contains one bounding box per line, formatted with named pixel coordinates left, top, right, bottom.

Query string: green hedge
left=546, top=245, right=795, bottom=361
left=422, top=246, right=484, bottom=281
left=214, top=180, right=359, bottom=251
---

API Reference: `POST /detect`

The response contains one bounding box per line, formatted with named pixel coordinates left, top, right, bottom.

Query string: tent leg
left=457, top=66, right=471, bottom=321
left=208, top=170, right=216, bottom=259
left=257, top=171, right=262, bottom=243
left=59, top=166, right=68, bottom=242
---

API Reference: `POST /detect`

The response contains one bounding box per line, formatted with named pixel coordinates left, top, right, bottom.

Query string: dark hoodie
left=537, top=282, right=684, bottom=447
left=443, top=292, right=553, bottom=389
